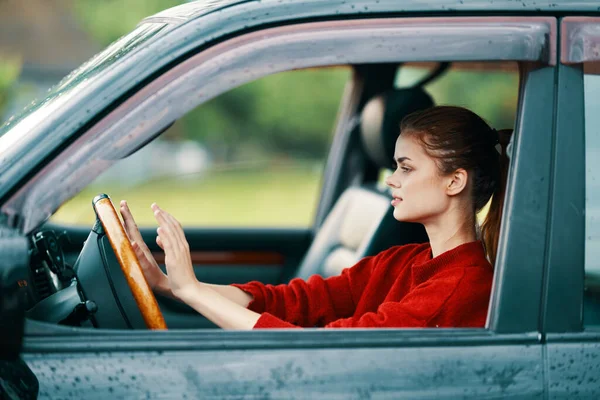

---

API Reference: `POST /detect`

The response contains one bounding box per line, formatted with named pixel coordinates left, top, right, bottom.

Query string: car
left=1, top=0, right=600, bottom=398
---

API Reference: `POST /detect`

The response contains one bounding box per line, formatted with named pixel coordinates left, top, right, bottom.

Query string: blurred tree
left=252, top=68, right=351, bottom=156
left=0, top=58, right=22, bottom=119
left=175, top=68, right=351, bottom=161
left=397, top=65, right=519, bottom=129
left=71, top=0, right=181, bottom=45
left=425, top=69, right=519, bottom=130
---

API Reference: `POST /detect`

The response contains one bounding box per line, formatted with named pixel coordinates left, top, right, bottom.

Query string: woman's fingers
left=156, top=226, right=173, bottom=252
left=133, top=241, right=168, bottom=291
left=153, top=205, right=176, bottom=249
left=132, top=241, right=147, bottom=265
left=150, top=204, right=196, bottom=297
left=132, top=241, right=144, bottom=258
left=121, top=200, right=160, bottom=267
left=132, top=241, right=154, bottom=266
left=152, top=204, right=192, bottom=276
left=120, top=200, right=135, bottom=230
left=132, top=241, right=152, bottom=271
left=152, top=203, right=187, bottom=246
left=153, top=204, right=178, bottom=244
left=120, top=200, right=143, bottom=241
left=164, top=211, right=186, bottom=245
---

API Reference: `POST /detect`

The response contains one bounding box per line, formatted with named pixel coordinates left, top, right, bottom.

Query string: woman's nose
left=385, top=174, right=400, bottom=188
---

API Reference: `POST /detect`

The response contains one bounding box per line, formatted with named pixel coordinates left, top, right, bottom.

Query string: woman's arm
left=177, top=282, right=260, bottom=329
left=151, top=272, right=253, bottom=309
left=137, top=259, right=253, bottom=308
left=203, top=283, right=254, bottom=308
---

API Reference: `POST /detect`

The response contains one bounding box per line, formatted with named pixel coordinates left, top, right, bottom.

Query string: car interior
left=22, top=61, right=532, bottom=331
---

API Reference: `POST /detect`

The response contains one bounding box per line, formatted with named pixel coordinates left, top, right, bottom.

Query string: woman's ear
left=446, top=168, right=469, bottom=196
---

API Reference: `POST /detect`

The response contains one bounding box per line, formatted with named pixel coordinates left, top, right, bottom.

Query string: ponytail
left=480, top=129, right=513, bottom=266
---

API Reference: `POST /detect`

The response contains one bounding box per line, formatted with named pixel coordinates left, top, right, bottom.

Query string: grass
left=51, top=165, right=323, bottom=228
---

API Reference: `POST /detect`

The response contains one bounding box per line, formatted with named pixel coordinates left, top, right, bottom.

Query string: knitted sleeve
left=325, top=268, right=469, bottom=328
left=230, top=253, right=379, bottom=328
left=251, top=266, right=490, bottom=329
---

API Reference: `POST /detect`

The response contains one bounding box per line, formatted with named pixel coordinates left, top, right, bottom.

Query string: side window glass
left=584, top=64, right=600, bottom=327
left=52, top=67, right=350, bottom=227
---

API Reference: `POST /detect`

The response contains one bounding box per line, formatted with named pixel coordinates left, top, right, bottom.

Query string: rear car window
left=584, top=66, right=600, bottom=327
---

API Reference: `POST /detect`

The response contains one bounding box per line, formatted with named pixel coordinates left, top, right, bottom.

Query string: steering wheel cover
left=93, top=194, right=167, bottom=330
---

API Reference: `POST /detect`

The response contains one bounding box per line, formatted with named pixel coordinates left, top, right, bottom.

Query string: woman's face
left=385, top=133, right=452, bottom=223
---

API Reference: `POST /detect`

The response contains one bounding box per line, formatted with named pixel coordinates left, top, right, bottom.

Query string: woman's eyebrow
left=395, top=156, right=412, bottom=163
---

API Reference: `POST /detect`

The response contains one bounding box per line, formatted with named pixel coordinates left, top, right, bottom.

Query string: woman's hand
left=150, top=203, right=260, bottom=329
left=119, top=200, right=169, bottom=292
left=151, top=203, right=199, bottom=300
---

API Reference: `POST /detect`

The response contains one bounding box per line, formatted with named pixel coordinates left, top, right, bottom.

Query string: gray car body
left=0, top=0, right=598, bottom=398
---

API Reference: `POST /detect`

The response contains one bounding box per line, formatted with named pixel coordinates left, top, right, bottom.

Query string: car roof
left=145, top=0, right=600, bottom=25
left=142, top=0, right=249, bottom=24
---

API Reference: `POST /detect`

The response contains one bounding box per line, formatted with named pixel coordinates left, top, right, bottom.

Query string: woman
left=120, top=105, right=512, bottom=329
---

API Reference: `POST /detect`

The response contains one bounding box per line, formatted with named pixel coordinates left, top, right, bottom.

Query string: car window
left=584, top=64, right=600, bottom=327
left=51, top=67, right=350, bottom=228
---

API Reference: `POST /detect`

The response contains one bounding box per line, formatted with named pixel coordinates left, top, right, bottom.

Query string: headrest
left=360, top=87, right=434, bottom=169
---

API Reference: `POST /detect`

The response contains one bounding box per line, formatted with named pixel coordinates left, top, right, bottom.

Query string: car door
left=17, top=12, right=558, bottom=398
left=542, top=17, right=600, bottom=399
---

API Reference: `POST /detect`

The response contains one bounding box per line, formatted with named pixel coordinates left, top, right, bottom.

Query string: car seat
left=293, top=87, right=432, bottom=280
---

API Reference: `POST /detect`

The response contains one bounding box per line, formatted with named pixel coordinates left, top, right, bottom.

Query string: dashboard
left=25, top=223, right=156, bottom=330
left=25, top=229, right=97, bottom=327
left=28, top=230, right=73, bottom=303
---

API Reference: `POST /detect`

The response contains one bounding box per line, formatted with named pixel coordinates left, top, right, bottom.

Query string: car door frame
left=20, top=15, right=558, bottom=398
left=542, top=16, right=600, bottom=399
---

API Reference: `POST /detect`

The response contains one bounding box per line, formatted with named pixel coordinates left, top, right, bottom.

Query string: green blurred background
left=0, top=0, right=518, bottom=227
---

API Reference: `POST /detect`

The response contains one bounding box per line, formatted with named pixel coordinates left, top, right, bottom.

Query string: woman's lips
left=391, top=197, right=402, bottom=207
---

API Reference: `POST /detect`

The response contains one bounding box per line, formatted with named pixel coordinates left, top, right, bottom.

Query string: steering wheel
left=92, top=194, right=167, bottom=330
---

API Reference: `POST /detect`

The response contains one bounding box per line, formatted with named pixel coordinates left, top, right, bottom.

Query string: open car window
left=51, top=67, right=350, bottom=228
left=584, top=67, right=600, bottom=327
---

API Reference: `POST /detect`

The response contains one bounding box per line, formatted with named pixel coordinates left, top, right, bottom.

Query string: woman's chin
left=393, top=209, right=411, bottom=222
left=392, top=208, right=423, bottom=224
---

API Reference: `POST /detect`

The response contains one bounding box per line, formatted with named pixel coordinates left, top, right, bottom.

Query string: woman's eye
left=400, top=166, right=411, bottom=173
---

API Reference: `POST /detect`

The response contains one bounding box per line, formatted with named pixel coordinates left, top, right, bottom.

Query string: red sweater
left=231, top=241, right=493, bottom=329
